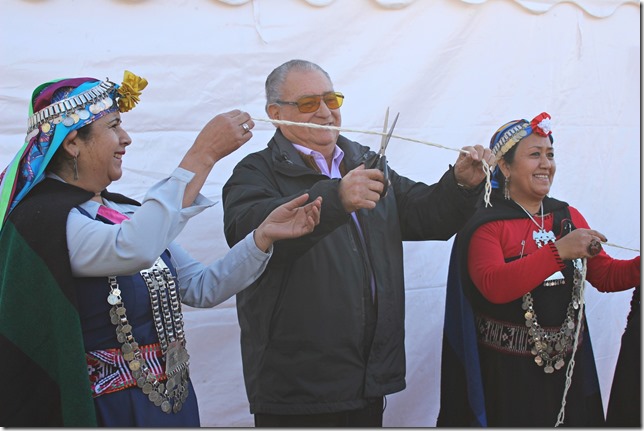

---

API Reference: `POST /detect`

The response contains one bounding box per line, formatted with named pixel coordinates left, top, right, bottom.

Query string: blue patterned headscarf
left=0, top=71, right=147, bottom=230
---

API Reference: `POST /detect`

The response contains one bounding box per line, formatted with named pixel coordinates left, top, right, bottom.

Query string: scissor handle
left=364, top=153, right=389, bottom=198
left=365, top=152, right=380, bottom=169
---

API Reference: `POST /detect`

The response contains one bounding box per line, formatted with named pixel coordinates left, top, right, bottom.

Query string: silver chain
left=512, top=200, right=582, bottom=373
left=107, top=257, right=190, bottom=414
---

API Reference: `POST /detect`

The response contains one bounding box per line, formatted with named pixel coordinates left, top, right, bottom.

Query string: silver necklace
left=514, top=201, right=556, bottom=247
left=521, top=268, right=583, bottom=373
left=107, top=257, right=190, bottom=413
left=513, top=200, right=580, bottom=373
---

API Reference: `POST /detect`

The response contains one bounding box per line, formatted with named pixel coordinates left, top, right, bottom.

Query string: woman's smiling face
left=501, top=133, right=556, bottom=207
left=75, top=112, right=132, bottom=193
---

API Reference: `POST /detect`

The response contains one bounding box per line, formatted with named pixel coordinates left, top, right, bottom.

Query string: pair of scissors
left=365, top=107, right=399, bottom=197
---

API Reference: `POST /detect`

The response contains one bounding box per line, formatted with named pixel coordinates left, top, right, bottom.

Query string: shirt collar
left=291, top=143, right=344, bottom=178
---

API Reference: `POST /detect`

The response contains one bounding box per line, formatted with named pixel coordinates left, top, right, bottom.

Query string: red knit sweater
left=468, top=205, right=641, bottom=304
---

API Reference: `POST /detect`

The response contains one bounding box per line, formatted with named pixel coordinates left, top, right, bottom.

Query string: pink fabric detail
left=97, top=205, right=129, bottom=224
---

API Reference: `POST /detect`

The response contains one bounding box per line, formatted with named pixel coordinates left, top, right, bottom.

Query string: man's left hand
left=453, top=145, right=494, bottom=189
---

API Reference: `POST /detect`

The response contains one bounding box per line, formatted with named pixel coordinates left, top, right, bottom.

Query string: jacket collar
left=268, top=128, right=373, bottom=175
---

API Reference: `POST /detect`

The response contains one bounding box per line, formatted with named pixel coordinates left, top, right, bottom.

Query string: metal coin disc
left=107, top=294, right=120, bottom=305
left=180, top=389, right=189, bottom=402
left=166, top=376, right=177, bottom=391
left=173, top=402, right=183, bottom=413
left=161, top=401, right=172, bottom=413
left=148, top=391, right=159, bottom=402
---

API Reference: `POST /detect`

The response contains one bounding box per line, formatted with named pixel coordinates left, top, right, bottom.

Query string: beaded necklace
left=514, top=200, right=582, bottom=373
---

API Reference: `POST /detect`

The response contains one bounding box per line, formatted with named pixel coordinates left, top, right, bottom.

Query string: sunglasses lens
left=323, top=92, right=343, bottom=109
left=292, top=92, right=344, bottom=113
left=296, top=96, right=321, bottom=113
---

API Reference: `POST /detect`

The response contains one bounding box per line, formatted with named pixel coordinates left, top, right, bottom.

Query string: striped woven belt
left=86, top=343, right=166, bottom=397
left=474, top=313, right=583, bottom=356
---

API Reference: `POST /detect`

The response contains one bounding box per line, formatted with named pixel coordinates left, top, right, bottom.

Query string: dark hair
left=46, top=122, right=94, bottom=175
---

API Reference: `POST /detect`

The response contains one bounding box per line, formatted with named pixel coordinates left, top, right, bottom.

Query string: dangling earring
left=73, top=155, right=79, bottom=181
left=504, top=177, right=510, bottom=200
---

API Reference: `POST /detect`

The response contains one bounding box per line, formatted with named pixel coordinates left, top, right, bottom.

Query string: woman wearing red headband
left=438, top=112, right=640, bottom=427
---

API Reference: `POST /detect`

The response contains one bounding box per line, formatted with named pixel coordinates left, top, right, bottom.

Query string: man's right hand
left=338, top=165, right=385, bottom=212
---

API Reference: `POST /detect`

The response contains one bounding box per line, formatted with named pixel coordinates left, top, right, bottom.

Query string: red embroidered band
left=87, top=343, right=166, bottom=397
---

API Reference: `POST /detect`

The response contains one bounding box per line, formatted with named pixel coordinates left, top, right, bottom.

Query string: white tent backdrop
left=0, top=0, right=639, bottom=426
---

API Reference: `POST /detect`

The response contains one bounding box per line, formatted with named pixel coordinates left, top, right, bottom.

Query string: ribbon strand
left=252, top=117, right=639, bottom=253
left=253, top=117, right=495, bottom=207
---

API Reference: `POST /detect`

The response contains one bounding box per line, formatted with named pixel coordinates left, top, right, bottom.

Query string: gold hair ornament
left=118, top=70, right=148, bottom=113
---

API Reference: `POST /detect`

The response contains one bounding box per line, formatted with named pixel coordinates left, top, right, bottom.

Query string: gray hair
left=265, top=59, right=333, bottom=112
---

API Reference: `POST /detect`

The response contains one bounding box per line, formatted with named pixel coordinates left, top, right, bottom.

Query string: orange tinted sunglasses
left=275, top=91, right=344, bottom=113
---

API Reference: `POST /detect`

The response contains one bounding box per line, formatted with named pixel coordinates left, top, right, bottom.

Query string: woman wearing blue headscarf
left=0, top=72, right=322, bottom=426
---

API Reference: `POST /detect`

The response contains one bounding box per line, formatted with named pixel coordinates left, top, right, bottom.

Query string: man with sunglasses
left=222, top=59, right=492, bottom=427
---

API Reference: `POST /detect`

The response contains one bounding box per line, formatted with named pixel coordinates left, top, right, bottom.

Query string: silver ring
left=241, top=123, right=250, bottom=133
left=587, top=239, right=602, bottom=256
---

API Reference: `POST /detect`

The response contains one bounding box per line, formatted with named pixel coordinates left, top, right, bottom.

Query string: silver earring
left=73, top=156, right=79, bottom=181
left=504, top=177, right=510, bottom=200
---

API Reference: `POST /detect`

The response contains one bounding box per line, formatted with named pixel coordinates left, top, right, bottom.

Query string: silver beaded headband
left=490, top=122, right=529, bottom=161
left=26, top=80, right=117, bottom=135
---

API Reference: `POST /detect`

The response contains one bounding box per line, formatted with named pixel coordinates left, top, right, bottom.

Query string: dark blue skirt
left=94, top=380, right=200, bottom=427
left=77, top=251, right=200, bottom=426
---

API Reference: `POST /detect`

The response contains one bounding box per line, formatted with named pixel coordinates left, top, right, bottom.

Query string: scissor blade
left=380, top=107, right=389, bottom=150
left=379, top=112, right=399, bottom=156
left=378, top=106, right=389, bottom=154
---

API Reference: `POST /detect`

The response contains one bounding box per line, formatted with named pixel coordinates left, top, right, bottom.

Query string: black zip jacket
left=222, top=129, right=480, bottom=415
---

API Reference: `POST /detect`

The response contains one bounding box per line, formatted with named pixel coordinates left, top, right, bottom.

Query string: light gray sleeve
left=68, top=167, right=213, bottom=277
left=169, top=231, right=273, bottom=308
